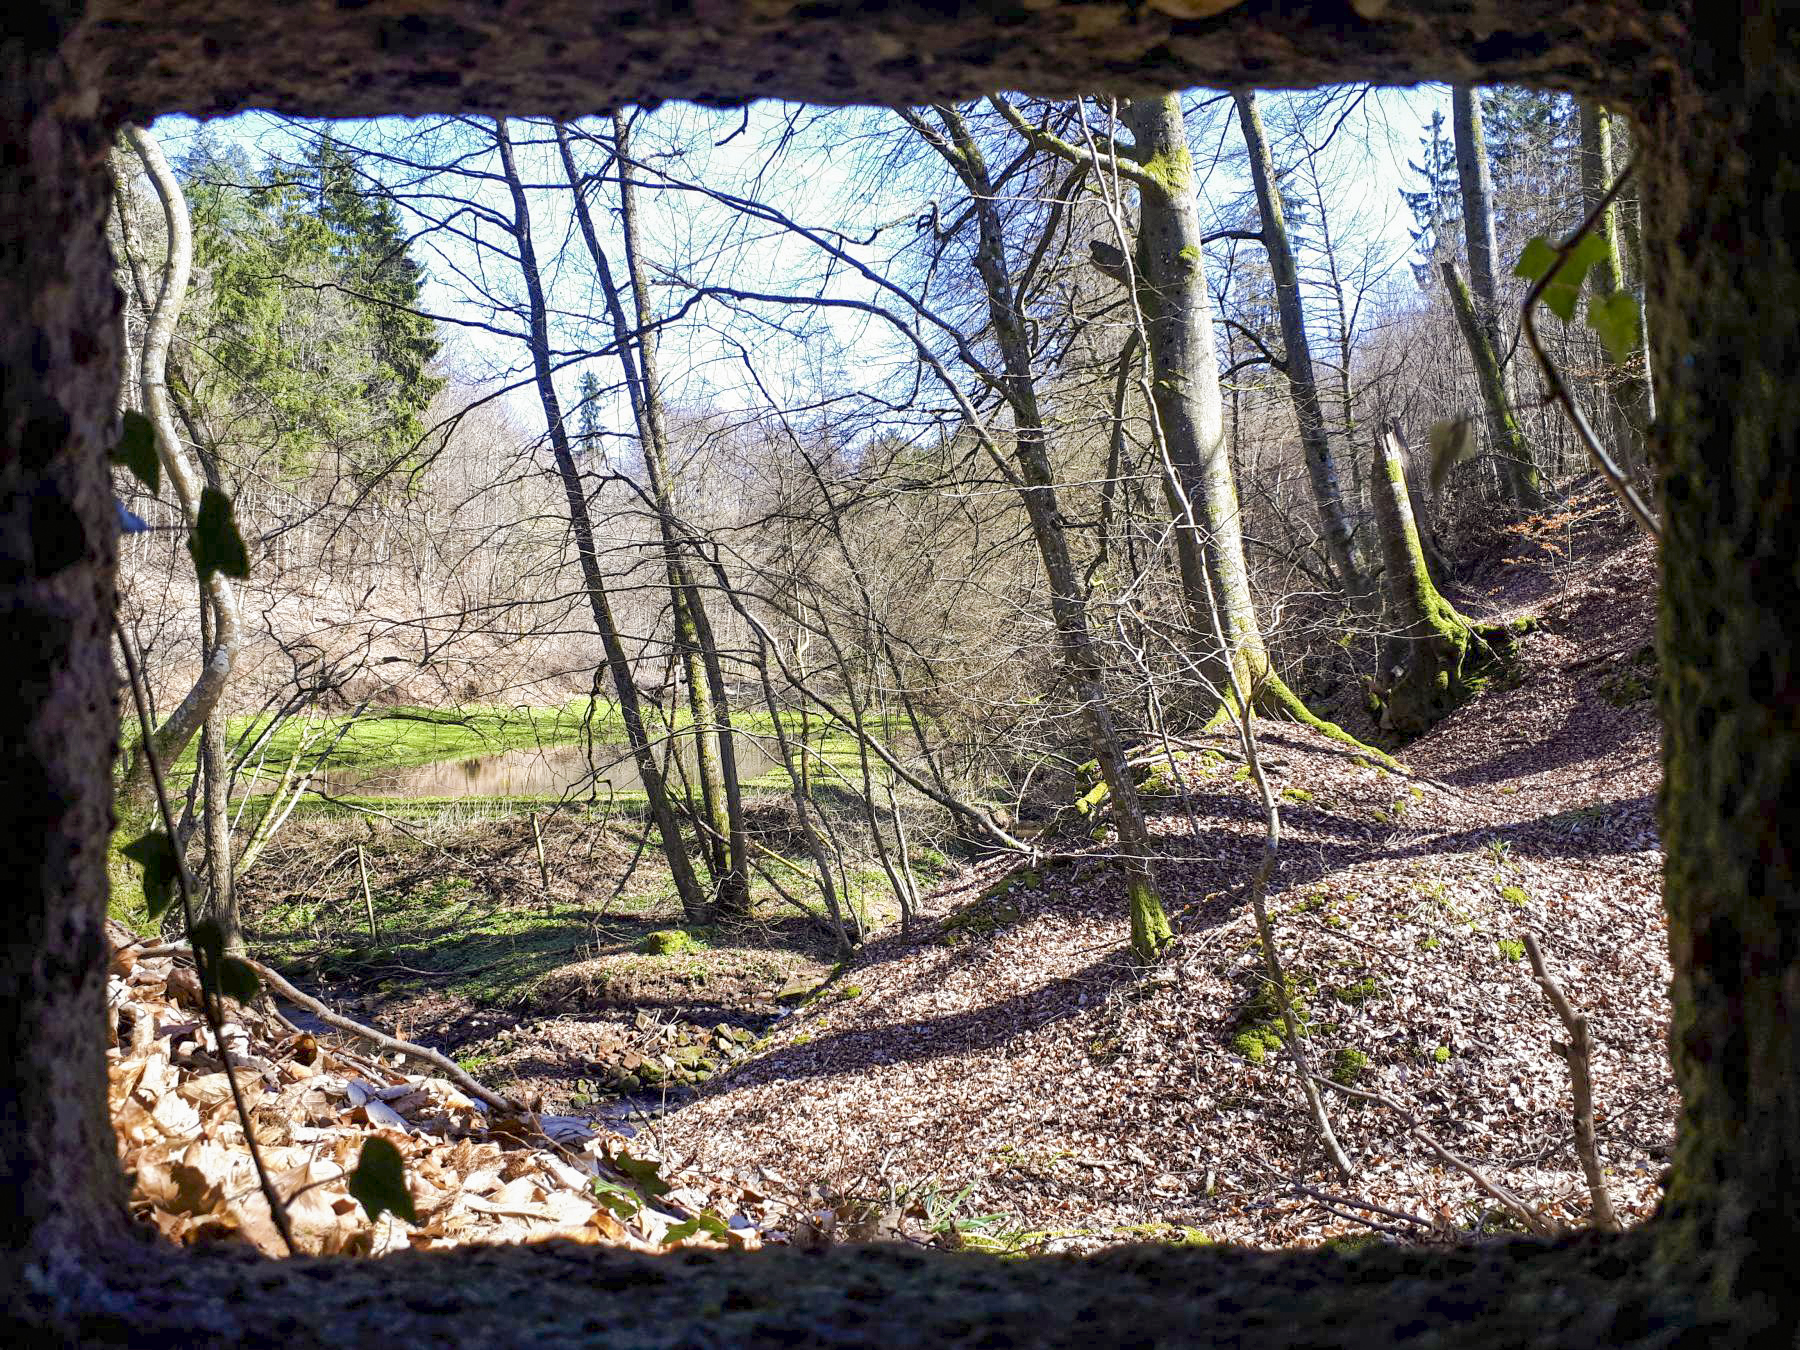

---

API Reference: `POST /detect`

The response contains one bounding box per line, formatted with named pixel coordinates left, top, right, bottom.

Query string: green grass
left=254, top=872, right=598, bottom=1006
left=242, top=700, right=625, bottom=775
left=232, top=701, right=887, bottom=804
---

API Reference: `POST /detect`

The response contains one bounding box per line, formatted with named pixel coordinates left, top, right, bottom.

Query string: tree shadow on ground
left=1436, top=697, right=1656, bottom=790
left=694, top=948, right=1133, bottom=1093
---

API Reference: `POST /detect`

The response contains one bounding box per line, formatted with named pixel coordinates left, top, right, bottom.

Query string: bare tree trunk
left=907, top=104, right=1172, bottom=961
left=198, top=613, right=238, bottom=950
left=749, top=630, right=858, bottom=951
left=1232, top=90, right=1372, bottom=609
left=613, top=114, right=747, bottom=914
left=1450, top=85, right=1545, bottom=508
left=493, top=117, right=710, bottom=924
left=557, top=118, right=750, bottom=916
left=1441, top=259, right=1541, bottom=508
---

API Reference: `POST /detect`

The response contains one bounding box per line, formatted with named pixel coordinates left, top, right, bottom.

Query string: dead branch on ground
left=1523, top=931, right=1621, bottom=1232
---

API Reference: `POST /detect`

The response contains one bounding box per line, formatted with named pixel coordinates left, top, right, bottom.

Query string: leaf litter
left=106, top=923, right=771, bottom=1258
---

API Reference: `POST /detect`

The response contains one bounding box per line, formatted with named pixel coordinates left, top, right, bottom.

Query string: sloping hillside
left=650, top=489, right=1672, bottom=1249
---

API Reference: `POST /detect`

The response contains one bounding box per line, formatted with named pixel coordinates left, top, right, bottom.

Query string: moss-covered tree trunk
left=0, top=27, right=131, bottom=1307
left=1121, top=96, right=1372, bottom=752
left=1122, top=96, right=1268, bottom=692
left=1646, top=41, right=1800, bottom=1327
left=1450, top=86, right=1545, bottom=508
left=1367, top=422, right=1510, bottom=740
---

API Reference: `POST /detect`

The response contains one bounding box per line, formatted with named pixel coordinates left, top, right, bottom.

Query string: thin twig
left=134, top=936, right=525, bottom=1114
left=1289, top=1181, right=1435, bottom=1235
left=1312, top=1073, right=1557, bottom=1236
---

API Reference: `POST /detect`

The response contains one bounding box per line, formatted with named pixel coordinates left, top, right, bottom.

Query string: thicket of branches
left=111, top=86, right=1647, bottom=955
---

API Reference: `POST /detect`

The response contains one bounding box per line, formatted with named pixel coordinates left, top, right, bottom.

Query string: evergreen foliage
left=1399, top=108, right=1460, bottom=283
left=576, top=370, right=605, bottom=462
left=179, top=134, right=443, bottom=488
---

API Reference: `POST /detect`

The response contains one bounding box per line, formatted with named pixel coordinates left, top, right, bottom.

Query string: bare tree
left=492, top=116, right=712, bottom=922
left=1450, top=86, right=1544, bottom=507
left=1232, top=89, right=1373, bottom=609
left=896, top=102, right=1174, bottom=960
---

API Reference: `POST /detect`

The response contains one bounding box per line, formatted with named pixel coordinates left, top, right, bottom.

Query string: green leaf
left=218, top=956, right=261, bottom=1003
left=590, top=1178, right=642, bottom=1219
left=348, top=1137, right=418, bottom=1225
left=1511, top=236, right=1559, bottom=285
left=111, top=412, right=160, bottom=496
left=187, top=487, right=250, bottom=582
left=660, top=1210, right=731, bottom=1246
left=122, top=830, right=180, bottom=921
left=1515, top=233, right=1609, bottom=323
left=611, top=1148, right=671, bottom=1198
left=1427, top=415, right=1479, bottom=493
left=1587, top=290, right=1642, bottom=363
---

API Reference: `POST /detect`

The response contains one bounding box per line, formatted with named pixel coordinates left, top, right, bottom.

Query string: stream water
left=309, top=737, right=781, bottom=803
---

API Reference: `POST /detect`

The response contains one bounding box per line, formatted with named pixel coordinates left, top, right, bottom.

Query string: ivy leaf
left=111, top=411, right=160, bottom=496
left=660, top=1210, right=731, bottom=1246
left=590, top=1177, right=642, bottom=1219
left=611, top=1148, right=671, bottom=1198
left=1512, top=235, right=1560, bottom=284
left=187, top=487, right=250, bottom=582
left=1514, top=233, right=1610, bottom=323
left=1427, top=415, right=1479, bottom=493
left=122, top=829, right=179, bottom=921
left=1587, top=290, right=1642, bottom=362
left=348, top=1137, right=418, bottom=1225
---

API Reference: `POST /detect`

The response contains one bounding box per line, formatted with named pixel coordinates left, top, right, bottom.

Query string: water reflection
left=306, top=737, right=779, bottom=802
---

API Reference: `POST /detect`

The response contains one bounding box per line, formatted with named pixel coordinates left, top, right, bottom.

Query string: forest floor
left=206, top=479, right=1671, bottom=1257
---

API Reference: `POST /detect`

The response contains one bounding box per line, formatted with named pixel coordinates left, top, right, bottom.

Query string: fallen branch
left=1312, top=1074, right=1557, bottom=1237
left=1289, top=1181, right=1436, bottom=1238
left=1523, top=932, right=1621, bottom=1232
left=133, top=941, right=522, bottom=1115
